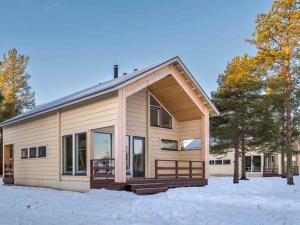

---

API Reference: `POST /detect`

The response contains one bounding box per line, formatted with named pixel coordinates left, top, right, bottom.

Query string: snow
left=0, top=177, right=299, bottom=225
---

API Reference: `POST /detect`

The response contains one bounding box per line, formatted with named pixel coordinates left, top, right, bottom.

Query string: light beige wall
left=209, top=150, right=266, bottom=177
left=3, top=93, right=119, bottom=191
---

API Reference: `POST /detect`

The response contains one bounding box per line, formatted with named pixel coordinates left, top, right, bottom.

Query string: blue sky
left=0, top=0, right=273, bottom=104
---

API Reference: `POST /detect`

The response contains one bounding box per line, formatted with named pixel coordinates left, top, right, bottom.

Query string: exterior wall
left=209, top=150, right=266, bottom=177
left=3, top=93, right=119, bottom=191
left=125, top=88, right=203, bottom=179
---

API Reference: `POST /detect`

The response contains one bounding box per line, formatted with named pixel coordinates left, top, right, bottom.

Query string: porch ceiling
left=148, top=75, right=203, bottom=122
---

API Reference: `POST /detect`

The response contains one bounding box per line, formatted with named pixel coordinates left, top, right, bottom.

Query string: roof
left=1, top=56, right=219, bottom=126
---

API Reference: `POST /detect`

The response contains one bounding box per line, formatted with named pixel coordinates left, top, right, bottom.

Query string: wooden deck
left=90, top=159, right=206, bottom=195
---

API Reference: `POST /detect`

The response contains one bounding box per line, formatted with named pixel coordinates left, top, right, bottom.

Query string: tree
left=0, top=49, right=35, bottom=160
left=0, top=48, right=35, bottom=119
left=249, top=0, right=300, bottom=185
left=211, top=54, right=264, bottom=183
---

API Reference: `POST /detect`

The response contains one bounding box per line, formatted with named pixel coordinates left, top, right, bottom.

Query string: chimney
left=114, top=65, right=118, bottom=79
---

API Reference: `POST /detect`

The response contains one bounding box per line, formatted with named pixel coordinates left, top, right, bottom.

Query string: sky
left=0, top=0, right=273, bottom=105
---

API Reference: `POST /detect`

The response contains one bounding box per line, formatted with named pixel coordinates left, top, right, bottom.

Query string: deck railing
left=263, top=166, right=279, bottom=175
left=90, top=159, right=115, bottom=180
left=3, top=162, right=14, bottom=184
left=155, top=159, right=205, bottom=179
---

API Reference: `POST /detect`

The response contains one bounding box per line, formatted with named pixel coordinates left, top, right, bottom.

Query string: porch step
left=126, top=182, right=166, bottom=191
left=126, top=182, right=169, bottom=195
left=132, top=186, right=169, bottom=195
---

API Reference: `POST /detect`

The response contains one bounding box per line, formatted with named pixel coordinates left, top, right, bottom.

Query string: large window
left=252, top=156, right=261, bottom=172
left=75, top=133, right=87, bottom=175
left=62, top=135, right=73, bottom=175
left=150, top=96, right=172, bottom=129
left=161, top=139, right=178, bottom=151
left=245, top=156, right=251, bottom=172
left=94, top=132, right=112, bottom=174
left=63, top=133, right=87, bottom=175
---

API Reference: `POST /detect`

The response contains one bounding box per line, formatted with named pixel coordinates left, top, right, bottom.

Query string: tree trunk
left=285, top=59, right=294, bottom=185
left=240, top=136, right=248, bottom=180
left=233, top=133, right=239, bottom=183
left=281, top=151, right=286, bottom=178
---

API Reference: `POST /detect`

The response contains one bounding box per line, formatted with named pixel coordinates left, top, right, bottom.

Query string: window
left=126, top=135, right=130, bottom=175
left=75, top=133, right=87, bottom=175
left=180, top=139, right=201, bottom=150
left=209, top=160, right=215, bottom=165
left=62, top=135, right=73, bottom=175
left=215, top=160, right=222, bottom=165
left=21, top=148, right=28, bottom=159
left=29, top=147, right=37, bottom=158
left=245, top=156, right=251, bottom=172
left=252, top=156, right=261, bottom=172
left=150, top=96, right=172, bottom=129
left=223, top=159, right=231, bottom=165
left=38, top=146, right=47, bottom=157
left=161, top=139, right=178, bottom=151
left=94, top=132, right=113, bottom=175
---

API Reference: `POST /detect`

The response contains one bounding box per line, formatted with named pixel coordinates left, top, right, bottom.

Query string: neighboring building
left=209, top=144, right=300, bottom=177
left=1, top=57, right=219, bottom=194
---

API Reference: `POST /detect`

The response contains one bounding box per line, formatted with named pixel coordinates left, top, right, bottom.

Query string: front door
left=133, top=136, right=145, bottom=177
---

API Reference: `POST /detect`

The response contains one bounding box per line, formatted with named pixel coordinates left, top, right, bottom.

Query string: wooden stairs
left=126, top=182, right=168, bottom=195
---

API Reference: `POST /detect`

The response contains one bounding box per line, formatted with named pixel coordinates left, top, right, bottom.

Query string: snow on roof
left=1, top=56, right=218, bottom=126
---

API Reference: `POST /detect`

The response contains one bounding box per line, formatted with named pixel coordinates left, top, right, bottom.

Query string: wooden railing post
left=203, top=161, right=205, bottom=179
left=189, top=161, right=192, bottom=178
left=155, top=160, right=158, bottom=179
left=175, top=161, right=178, bottom=178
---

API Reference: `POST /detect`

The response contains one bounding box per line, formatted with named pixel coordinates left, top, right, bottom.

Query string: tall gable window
left=150, top=96, right=172, bottom=129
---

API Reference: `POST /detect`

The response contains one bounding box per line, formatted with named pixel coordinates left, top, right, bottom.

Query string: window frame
left=223, top=159, right=231, bottom=165
left=62, top=134, right=73, bottom=175
left=161, top=139, right=178, bottom=151
left=75, top=132, right=87, bottom=176
left=215, top=160, right=223, bottom=165
left=29, top=147, right=37, bottom=158
left=21, top=148, right=28, bottom=159
left=38, top=146, right=47, bottom=158
left=150, top=95, right=172, bottom=129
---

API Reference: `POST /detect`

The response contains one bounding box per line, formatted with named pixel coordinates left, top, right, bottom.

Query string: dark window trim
left=126, top=135, right=131, bottom=175
left=21, top=148, right=28, bottom=159
left=161, top=139, right=178, bottom=151
left=38, top=146, right=47, bottom=158
left=29, top=147, right=37, bottom=158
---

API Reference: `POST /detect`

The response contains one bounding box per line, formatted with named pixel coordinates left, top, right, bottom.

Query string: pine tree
left=211, top=54, right=264, bottom=183
left=249, top=0, right=300, bottom=185
left=0, top=48, right=35, bottom=119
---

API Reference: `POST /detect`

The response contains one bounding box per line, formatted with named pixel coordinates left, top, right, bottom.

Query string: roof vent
left=114, top=65, right=118, bottom=79
left=123, top=72, right=127, bottom=76
left=133, top=68, right=138, bottom=71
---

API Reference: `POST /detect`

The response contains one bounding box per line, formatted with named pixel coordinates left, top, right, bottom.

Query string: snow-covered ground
left=0, top=177, right=299, bottom=225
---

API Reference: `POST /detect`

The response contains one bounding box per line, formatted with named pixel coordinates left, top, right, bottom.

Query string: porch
left=90, top=159, right=206, bottom=195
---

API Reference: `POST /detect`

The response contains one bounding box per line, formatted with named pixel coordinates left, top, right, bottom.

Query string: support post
left=201, top=112, right=209, bottom=179
left=114, top=88, right=127, bottom=183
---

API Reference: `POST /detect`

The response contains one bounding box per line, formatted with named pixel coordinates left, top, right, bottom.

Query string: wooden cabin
left=1, top=57, right=219, bottom=194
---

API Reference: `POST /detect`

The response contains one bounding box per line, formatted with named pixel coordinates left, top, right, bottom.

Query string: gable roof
left=0, top=56, right=219, bottom=127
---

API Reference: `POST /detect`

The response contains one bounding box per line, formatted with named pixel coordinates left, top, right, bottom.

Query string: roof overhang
left=0, top=56, right=219, bottom=127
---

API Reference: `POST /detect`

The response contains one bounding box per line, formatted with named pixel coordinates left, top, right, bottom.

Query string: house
left=1, top=56, right=219, bottom=194
left=209, top=143, right=300, bottom=177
